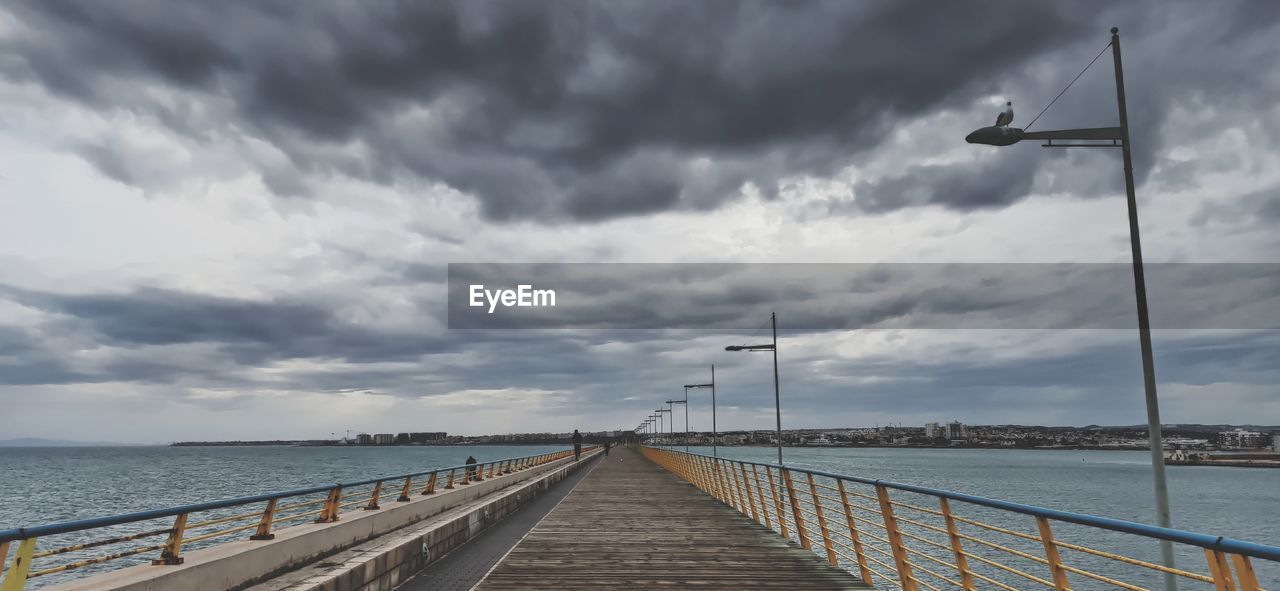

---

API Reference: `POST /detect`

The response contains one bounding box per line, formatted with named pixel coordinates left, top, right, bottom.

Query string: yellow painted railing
left=642, top=447, right=1274, bottom=591
left=0, top=447, right=590, bottom=590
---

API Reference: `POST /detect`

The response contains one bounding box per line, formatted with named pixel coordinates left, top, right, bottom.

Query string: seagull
left=995, top=101, right=1014, bottom=127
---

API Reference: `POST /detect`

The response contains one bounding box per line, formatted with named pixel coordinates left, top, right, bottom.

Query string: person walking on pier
left=604, top=441, right=610, bottom=456
left=572, top=429, right=583, bottom=461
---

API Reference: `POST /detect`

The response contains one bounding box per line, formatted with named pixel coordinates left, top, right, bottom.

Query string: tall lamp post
left=966, top=27, right=1175, bottom=590
left=686, top=365, right=717, bottom=456
left=726, top=311, right=783, bottom=464
left=656, top=408, right=671, bottom=446
left=667, top=398, right=688, bottom=451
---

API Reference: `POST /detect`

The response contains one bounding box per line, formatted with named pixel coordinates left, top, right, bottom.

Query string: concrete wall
left=47, top=452, right=595, bottom=591
left=254, top=453, right=595, bottom=591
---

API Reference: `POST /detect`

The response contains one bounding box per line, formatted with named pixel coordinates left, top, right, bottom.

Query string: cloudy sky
left=1, top=1, right=1278, bottom=443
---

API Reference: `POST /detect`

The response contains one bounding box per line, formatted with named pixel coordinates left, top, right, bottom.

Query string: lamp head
left=965, top=125, right=1024, bottom=146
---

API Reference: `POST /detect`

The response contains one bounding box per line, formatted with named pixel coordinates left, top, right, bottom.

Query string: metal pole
left=1112, top=27, right=1175, bottom=591
left=684, top=386, right=690, bottom=452
left=711, top=365, right=718, bottom=458
left=668, top=402, right=673, bottom=442
left=772, top=312, right=783, bottom=464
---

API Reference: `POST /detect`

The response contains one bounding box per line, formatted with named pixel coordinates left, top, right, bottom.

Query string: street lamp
left=966, top=27, right=1176, bottom=590
left=667, top=398, right=688, bottom=451
left=686, top=365, right=717, bottom=456
left=726, top=311, right=783, bottom=464
left=656, top=408, right=671, bottom=446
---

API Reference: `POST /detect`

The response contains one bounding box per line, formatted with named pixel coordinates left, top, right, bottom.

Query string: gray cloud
left=2, top=2, right=1279, bottom=441
left=2, top=0, right=1211, bottom=222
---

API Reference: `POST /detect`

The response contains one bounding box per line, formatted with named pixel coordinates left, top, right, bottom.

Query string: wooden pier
left=474, top=447, right=871, bottom=590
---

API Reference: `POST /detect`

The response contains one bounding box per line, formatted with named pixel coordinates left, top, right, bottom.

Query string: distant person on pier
left=465, top=455, right=478, bottom=480
left=604, top=441, right=610, bottom=456
left=572, top=429, right=583, bottom=461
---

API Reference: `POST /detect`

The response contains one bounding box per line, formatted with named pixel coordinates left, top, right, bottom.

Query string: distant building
left=373, top=433, right=395, bottom=445
left=925, top=422, right=940, bottom=439
left=945, top=421, right=968, bottom=440
left=1218, top=429, right=1266, bottom=448
left=356, top=433, right=373, bottom=445
left=1274, top=431, right=1280, bottom=453
left=409, top=432, right=447, bottom=443
left=395, top=432, right=411, bottom=444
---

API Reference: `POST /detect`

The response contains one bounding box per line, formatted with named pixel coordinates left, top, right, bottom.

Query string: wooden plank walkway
left=474, top=447, right=872, bottom=590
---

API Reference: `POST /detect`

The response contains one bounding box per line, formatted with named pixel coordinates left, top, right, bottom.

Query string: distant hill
left=0, top=437, right=133, bottom=447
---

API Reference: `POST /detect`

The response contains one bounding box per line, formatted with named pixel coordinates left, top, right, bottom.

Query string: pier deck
left=473, top=447, right=871, bottom=590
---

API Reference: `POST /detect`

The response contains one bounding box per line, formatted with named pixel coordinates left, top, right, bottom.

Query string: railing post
left=1, top=538, right=36, bottom=591
left=807, top=474, right=837, bottom=566
left=740, top=464, right=760, bottom=523
left=714, top=459, right=731, bottom=504
left=1205, top=549, right=1237, bottom=591
left=1035, top=517, right=1071, bottom=591
left=704, top=458, right=718, bottom=496
left=152, top=513, right=189, bottom=565
left=315, top=487, right=342, bottom=523
left=766, top=467, right=789, bottom=538
left=251, top=499, right=277, bottom=540
left=752, top=466, right=773, bottom=530
left=689, top=455, right=707, bottom=491
left=423, top=472, right=438, bottom=495
left=875, top=485, right=917, bottom=591
left=938, top=498, right=973, bottom=591
left=365, top=481, right=383, bottom=510
left=783, top=469, right=811, bottom=550
left=716, top=459, right=733, bottom=507
left=731, top=461, right=749, bottom=513
left=487, top=461, right=496, bottom=480
left=399, top=476, right=415, bottom=501
left=1230, top=554, right=1261, bottom=591
left=837, top=480, right=874, bottom=585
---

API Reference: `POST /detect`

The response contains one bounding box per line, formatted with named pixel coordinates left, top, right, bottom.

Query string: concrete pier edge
left=45, top=451, right=599, bottom=591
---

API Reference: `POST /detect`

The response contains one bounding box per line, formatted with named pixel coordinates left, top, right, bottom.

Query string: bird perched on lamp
left=995, top=101, right=1014, bottom=127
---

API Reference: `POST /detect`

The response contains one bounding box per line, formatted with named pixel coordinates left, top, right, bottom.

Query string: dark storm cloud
left=0, top=285, right=443, bottom=368
left=4, top=277, right=1278, bottom=428
left=447, top=263, right=1280, bottom=329
left=0, top=327, right=90, bottom=385
left=854, top=148, right=1041, bottom=213
left=23, top=287, right=332, bottom=346
left=0, top=282, right=673, bottom=392
left=3, top=0, right=1200, bottom=221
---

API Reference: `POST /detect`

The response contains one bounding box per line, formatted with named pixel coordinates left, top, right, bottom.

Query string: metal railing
left=0, top=447, right=588, bottom=590
left=642, top=447, right=1276, bottom=591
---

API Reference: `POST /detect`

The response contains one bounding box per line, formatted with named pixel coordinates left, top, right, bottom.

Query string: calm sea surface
left=1, top=445, right=1276, bottom=587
